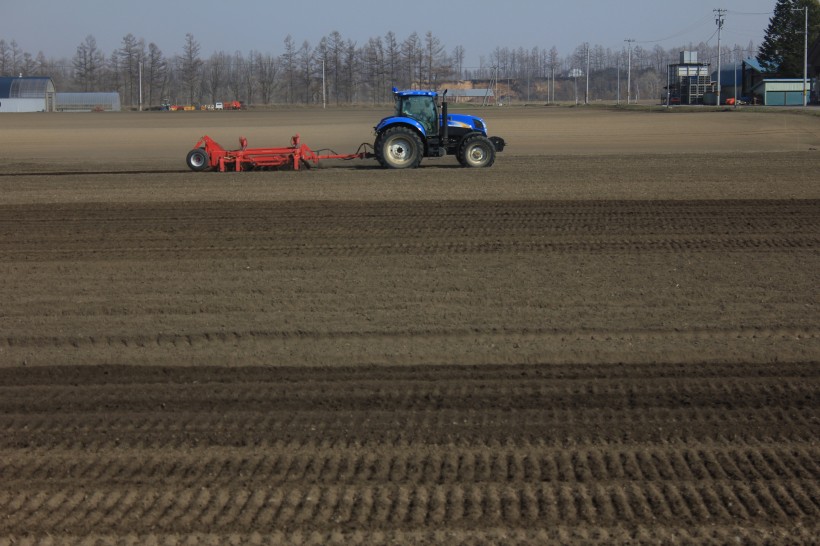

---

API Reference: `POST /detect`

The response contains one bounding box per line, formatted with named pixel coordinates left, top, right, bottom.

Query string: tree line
left=0, top=23, right=796, bottom=107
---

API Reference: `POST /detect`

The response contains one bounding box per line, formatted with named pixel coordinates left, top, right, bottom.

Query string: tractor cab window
left=398, top=95, right=437, bottom=134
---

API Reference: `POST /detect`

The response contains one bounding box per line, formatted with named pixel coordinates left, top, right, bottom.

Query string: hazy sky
left=2, top=0, right=775, bottom=66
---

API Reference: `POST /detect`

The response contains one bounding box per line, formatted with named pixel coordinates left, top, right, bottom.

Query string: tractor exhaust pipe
left=441, top=89, right=449, bottom=143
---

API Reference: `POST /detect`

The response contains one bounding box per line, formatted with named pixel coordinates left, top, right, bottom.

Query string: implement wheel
left=458, top=135, right=496, bottom=168
left=375, top=126, right=423, bottom=169
left=186, top=148, right=209, bottom=171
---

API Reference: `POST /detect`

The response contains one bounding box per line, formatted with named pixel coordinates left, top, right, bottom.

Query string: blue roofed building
left=0, top=76, right=56, bottom=112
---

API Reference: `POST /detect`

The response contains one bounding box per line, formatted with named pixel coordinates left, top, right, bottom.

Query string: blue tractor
left=374, top=88, right=506, bottom=169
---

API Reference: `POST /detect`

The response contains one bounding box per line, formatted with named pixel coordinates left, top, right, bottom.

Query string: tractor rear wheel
left=186, top=148, right=209, bottom=171
left=375, top=127, right=423, bottom=169
left=458, top=135, right=496, bottom=168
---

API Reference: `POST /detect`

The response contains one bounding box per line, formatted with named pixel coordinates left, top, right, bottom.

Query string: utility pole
left=495, top=65, right=499, bottom=106
left=585, top=43, right=590, bottom=105
left=624, top=39, right=635, bottom=104
left=793, top=5, right=808, bottom=108
left=715, top=9, right=726, bottom=106
left=527, top=64, right=530, bottom=102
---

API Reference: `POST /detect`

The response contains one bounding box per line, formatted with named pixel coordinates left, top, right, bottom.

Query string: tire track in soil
left=0, top=199, right=817, bottom=260
left=2, top=325, right=818, bottom=353
left=0, top=363, right=817, bottom=544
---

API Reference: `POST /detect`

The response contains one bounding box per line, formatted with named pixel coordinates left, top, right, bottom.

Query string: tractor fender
left=375, top=116, right=428, bottom=139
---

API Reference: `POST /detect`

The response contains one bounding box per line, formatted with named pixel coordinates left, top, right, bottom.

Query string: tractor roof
left=392, top=87, right=437, bottom=98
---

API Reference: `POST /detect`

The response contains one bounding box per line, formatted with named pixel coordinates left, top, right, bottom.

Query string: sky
left=1, top=0, right=776, bottom=67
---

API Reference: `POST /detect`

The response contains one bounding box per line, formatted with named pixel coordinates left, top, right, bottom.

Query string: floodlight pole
left=624, top=39, right=635, bottom=104
left=792, top=6, right=808, bottom=108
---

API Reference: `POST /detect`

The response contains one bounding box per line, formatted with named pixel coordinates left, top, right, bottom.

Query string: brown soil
left=0, top=107, right=818, bottom=545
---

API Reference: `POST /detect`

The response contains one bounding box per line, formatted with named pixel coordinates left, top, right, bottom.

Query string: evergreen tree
left=758, top=0, right=820, bottom=76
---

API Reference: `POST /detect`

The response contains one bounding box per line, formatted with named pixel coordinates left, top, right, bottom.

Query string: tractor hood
left=374, top=112, right=489, bottom=136
left=446, top=113, right=488, bottom=134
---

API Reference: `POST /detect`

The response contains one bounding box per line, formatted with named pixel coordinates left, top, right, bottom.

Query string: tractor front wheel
left=186, top=148, right=209, bottom=171
left=458, top=135, right=496, bottom=168
left=375, top=127, right=423, bottom=169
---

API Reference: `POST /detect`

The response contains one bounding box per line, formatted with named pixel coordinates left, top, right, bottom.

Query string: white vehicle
left=215, top=102, right=223, bottom=110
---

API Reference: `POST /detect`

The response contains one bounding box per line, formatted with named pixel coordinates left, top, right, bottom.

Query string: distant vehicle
left=211, top=100, right=241, bottom=110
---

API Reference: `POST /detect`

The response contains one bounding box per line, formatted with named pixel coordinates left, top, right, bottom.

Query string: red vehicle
left=218, top=100, right=241, bottom=110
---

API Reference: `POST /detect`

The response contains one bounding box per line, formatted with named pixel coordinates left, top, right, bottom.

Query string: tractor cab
left=394, top=91, right=439, bottom=135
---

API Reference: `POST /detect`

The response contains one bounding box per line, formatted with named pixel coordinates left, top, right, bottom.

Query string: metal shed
left=0, top=76, right=56, bottom=112
left=56, top=92, right=121, bottom=112
left=750, top=79, right=812, bottom=106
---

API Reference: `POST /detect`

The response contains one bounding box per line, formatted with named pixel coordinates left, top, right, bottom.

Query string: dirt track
left=0, top=107, right=818, bottom=544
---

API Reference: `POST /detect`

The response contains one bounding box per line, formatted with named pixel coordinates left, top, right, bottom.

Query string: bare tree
left=227, top=51, right=244, bottom=103
left=73, top=35, right=105, bottom=91
left=107, top=50, right=124, bottom=100
left=384, top=31, right=400, bottom=88
left=119, top=33, right=145, bottom=107
left=281, top=36, right=297, bottom=103
left=34, top=51, right=49, bottom=76
left=451, top=45, right=465, bottom=79
left=255, top=52, right=278, bottom=105
left=9, top=39, right=22, bottom=75
left=326, top=31, right=345, bottom=104
left=204, top=51, right=227, bottom=105
left=341, top=39, right=358, bottom=102
left=179, top=33, right=203, bottom=104
left=298, top=40, right=313, bottom=103
left=363, top=36, right=385, bottom=103
left=424, top=31, right=447, bottom=87
left=402, top=32, right=420, bottom=87
left=146, top=43, right=167, bottom=106
left=0, top=40, right=10, bottom=75
left=240, top=51, right=256, bottom=105
left=21, top=52, right=36, bottom=75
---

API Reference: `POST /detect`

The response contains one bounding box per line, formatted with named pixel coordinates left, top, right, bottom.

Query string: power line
left=728, top=10, right=773, bottom=16
left=635, top=15, right=713, bottom=44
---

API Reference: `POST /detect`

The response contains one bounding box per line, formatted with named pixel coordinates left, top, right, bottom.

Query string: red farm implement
left=186, top=134, right=373, bottom=172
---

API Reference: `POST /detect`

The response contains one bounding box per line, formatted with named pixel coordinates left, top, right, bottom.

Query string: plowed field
left=0, top=107, right=818, bottom=545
